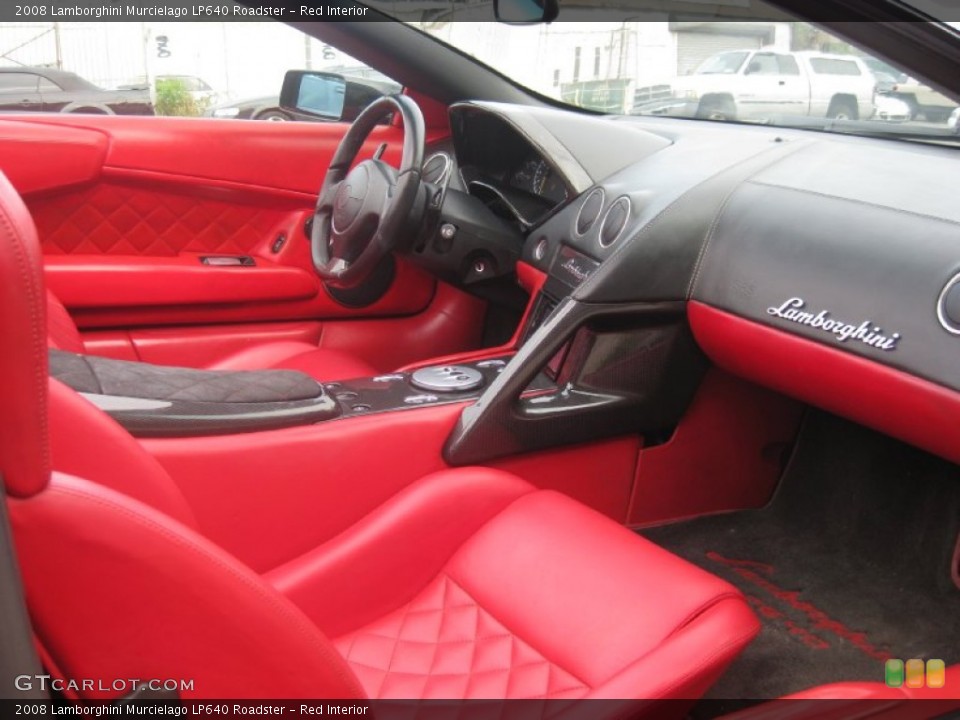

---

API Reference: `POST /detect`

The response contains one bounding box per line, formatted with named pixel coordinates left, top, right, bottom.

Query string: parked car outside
left=0, top=66, right=153, bottom=116
left=205, top=95, right=289, bottom=121
left=633, top=49, right=876, bottom=122
left=206, top=72, right=399, bottom=122
left=886, top=79, right=959, bottom=122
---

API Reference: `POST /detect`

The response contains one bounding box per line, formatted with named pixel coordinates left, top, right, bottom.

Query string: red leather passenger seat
left=44, top=285, right=377, bottom=381
left=1, top=170, right=760, bottom=707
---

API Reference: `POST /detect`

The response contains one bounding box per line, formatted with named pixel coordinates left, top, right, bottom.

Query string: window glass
left=777, top=55, right=801, bottom=75
left=809, top=58, right=863, bottom=76
left=745, top=54, right=780, bottom=75
left=0, top=73, right=39, bottom=94
left=0, top=21, right=398, bottom=121
left=695, top=52, right=749, bottom=75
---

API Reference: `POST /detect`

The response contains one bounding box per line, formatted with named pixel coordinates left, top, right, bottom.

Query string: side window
left=0, top=22, right=400, bottom=122
left=745, top=53, right=781, bottom=76
left=809, top=58, right=862, bottom=76
left=0, top=73, right=40, bottom=94
left=777, top=55, right=801, bottom=76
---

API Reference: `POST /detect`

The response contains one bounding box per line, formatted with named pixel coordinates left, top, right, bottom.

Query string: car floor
left=642, top=410, right=960, bottom=702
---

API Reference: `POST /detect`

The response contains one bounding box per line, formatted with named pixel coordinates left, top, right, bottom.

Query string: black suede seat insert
left=49, top=349, right=322, bottom=404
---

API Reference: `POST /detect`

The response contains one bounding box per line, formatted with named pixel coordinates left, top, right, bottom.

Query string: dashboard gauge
left=422, top=152, right=452, bottom=184
left=512, top=158, right=538, bottom=192
left=541, top=171, right=569, bottom=204
left=532, top=159, right=549, bottom=195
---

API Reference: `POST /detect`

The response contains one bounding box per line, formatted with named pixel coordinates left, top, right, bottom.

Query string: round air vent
left=937, top=272, right=960, bottom=335
left=575, top=188, right=604, bottom=236
left=599, top=196, right=631, bottom=248
left=533, top=236, right=549, bottom=262
left=422, top=152, right=452, bottom=184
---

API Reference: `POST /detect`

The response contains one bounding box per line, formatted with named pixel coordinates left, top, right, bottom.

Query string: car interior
left=1, top=3, right=959, bottom=717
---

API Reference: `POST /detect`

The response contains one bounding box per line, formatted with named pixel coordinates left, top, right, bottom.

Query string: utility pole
left=53, top=22, right=62, bottom=69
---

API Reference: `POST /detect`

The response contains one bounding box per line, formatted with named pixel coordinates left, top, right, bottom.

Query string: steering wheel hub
left=332, top=166, right=368, bottom=231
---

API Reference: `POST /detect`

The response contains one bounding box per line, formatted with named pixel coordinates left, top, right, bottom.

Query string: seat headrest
left=0, top=170, right=50, bottom=497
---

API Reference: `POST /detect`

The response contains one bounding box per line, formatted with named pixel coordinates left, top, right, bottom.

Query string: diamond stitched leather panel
left=29, top=183, right=292, bottom=256
left=334, top=574, right=589, bottom=700
left=48, top=349, right=322, bottom=403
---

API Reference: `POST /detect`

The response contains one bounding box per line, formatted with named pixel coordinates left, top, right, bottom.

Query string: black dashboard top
left=445, top=101, right=960, bottom=397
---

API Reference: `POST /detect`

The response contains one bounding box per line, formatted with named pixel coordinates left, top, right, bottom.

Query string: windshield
left=405, top=18, right=960, bottom=140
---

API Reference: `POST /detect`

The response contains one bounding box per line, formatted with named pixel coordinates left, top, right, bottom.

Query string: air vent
left=599, top=196, right=631, bottom=248
left=575, top=188, right=604, bottom=236
left=937, top=272, right=960, bottom=335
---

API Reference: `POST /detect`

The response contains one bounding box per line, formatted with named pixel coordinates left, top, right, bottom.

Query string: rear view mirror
left=494, top=0, right=558, bottom=23
left=280, top=71, right=346, bottom=120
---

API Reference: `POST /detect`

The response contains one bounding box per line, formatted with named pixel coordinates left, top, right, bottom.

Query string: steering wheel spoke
left=310, top=95, right=425, bottom=288
left=317, top=179, right=342, bottom=213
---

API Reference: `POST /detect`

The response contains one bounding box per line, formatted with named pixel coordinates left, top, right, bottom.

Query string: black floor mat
left=642, top=411, right=960, bottom=700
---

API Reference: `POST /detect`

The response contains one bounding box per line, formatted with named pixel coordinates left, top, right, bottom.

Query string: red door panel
left=0, top=114, right=439, bottom=336
left=32, top=180, right=303, bottom=258
left=7, top=114, right=404, bottom=196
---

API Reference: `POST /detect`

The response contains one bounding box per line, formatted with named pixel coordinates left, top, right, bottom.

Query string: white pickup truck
left=633, top=49, right=877, bottom=122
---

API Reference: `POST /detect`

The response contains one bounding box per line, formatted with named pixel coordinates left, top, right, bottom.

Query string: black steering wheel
left=310, top=94, right=425, bottom=288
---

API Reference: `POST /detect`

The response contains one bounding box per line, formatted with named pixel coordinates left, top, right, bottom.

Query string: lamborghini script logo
left=766, top=297, right=901, bottom=351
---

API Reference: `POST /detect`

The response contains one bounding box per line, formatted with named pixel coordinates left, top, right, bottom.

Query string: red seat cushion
left=205, top=340, right=376, bottom=380
left=46, top=287, right=376, bottom=382
left=270, top=470, right=761, bottom=701
left=335, top=573, right=590, bottom=699
left=12, top=468, right=759, bottom=705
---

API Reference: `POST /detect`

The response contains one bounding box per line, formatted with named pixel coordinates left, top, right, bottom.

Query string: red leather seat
left=46, top=287, right=377, bottom=381
left=1, top=170, right=760, bottom=707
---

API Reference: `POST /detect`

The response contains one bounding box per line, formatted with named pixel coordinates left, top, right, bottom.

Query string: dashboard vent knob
left=576, top=188, right=604, bottom=235
left=600, top=196, right=631, bottom=248
left=937, top=273, right=960, bottom=335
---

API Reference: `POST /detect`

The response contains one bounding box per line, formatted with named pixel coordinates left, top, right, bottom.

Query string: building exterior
left=1, top=20, right=790, bottom=114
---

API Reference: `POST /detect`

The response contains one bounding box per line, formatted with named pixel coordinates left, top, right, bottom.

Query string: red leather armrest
left=45, top=254, right=319, bottom=309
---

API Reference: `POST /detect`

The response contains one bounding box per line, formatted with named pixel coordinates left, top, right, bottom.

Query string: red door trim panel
left=0, top=120, right=107, bottom=196
left=4, top=114, right=405, bottom=196
left=688, top=300, right=960, bottom=466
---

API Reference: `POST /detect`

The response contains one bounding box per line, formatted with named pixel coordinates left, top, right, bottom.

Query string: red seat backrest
left=0, top=169, right=366, bottom=701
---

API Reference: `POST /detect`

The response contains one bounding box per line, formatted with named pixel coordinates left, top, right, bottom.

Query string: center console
left=325, top=357, right=553, bottom=419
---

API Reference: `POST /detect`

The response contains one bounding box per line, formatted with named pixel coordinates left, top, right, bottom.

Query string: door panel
left=0, top=113, right=477, bottom=371
left=0, top=114, right=440, bottom=332
left=32, top=179, right=301, bottom=257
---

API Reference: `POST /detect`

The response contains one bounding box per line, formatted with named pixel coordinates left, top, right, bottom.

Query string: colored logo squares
left=885, top=659, right=946, bottom=688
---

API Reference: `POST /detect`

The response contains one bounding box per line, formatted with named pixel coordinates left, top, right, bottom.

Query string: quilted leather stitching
left=334, top=574, right=589, bottom=700
left=49, top=350, right=321, bottom=403
left=29, top=183, right=291, bottom=256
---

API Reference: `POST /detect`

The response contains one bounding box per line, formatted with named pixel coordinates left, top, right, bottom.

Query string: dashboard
left=448, top=105, right=575, bottom=229
left=509, top=156, right=569, bottom=206
left=440, top=100, right=960, bottom=468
